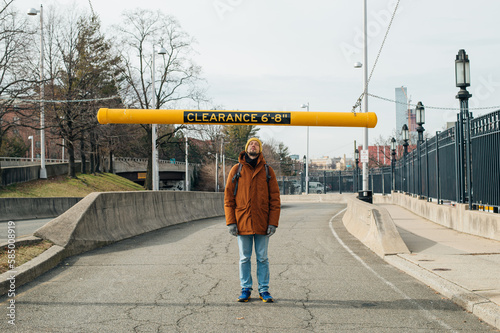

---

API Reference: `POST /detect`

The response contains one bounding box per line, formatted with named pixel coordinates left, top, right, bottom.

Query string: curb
left=0, top=245, right=66, bottom=296
left=385, top=254, right=500, bottom=330
left=0, top=236, right=43, bottom=249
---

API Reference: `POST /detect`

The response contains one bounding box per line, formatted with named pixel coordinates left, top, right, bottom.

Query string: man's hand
left=228, top=224, right=238, bottom=236
left=267, top=225, right=276, bottom=237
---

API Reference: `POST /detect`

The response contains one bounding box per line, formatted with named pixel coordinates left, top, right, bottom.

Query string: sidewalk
left=378, top=203, right=500, bottom=329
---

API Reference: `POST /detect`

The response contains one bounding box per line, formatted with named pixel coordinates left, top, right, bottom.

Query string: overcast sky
left=24, top=0, right=500, bottom=159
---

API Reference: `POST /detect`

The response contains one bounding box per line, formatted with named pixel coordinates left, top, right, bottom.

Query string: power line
left=17, top=96, right=119, bottom=103
left=368, top=93, right=500, bottom=111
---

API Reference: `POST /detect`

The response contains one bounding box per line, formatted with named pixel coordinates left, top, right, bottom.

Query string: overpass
left=110, top=157, right=196, bottom=190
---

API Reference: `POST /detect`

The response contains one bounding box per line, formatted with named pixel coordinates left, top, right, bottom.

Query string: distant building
left=310, top=156, right=335, bottom=170
left=309, top=155, right=350, bottom=171
left=395, top=86, right=417, bottom=144
left=358, top=145, right=391, bottom=167
left=2, top=102, right=64, bottom=161
left=395, top=86, right=408, bottom=139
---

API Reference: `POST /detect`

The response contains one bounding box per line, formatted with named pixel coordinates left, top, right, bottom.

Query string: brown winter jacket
left=224, top=151, right=281, bottom=235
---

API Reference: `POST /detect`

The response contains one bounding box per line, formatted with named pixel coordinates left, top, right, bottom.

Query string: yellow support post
left=97, top=108, right=377, bottom=128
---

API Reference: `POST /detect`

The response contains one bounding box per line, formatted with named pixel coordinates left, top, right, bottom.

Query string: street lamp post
left=151, top=45, right=167, bottom=191
left=354, top=57, right=368, bottom=192
left=62, top=138, right=65, bottom=162
left=28, top=5, right=47, bottom=179
left=455, top=49, right=473, bottom=209
left=415, top=101, right=425, bottom=199
left=301, top=103, right=309, bottom=194
left=302, top=155, right=306, bottom=194
left=215, top=152, right=219, bottom=192
left=362, top=0, right=369, bottom=192
left=185, top=136, right=189, bottom=191
left=207, top=151, right=218, bottom=192
left=390, top=137, right=396, bottom=191
left=354, top=149, right=359, bottom=192
left=28, top=136, right=34, bottom=162
left=221, top=138, right=225, bottom=191
left=402, top=124, right=409, bottom=193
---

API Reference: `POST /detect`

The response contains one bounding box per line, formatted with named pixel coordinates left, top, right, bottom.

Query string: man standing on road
left=224, top=138, right=281, bottom=303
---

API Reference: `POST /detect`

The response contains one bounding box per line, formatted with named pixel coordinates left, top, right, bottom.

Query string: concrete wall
left=0, top=197, right=82, bottom=222
left=389, top=192, right=500, bottom=242
left=1, top=165, right=39, bottom=186
left=35, top=191, right=225, bottom=257
left=1, top=162, right=85, bottom=186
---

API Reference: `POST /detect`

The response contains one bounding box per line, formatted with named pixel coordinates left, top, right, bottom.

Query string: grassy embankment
left=0, top=172, right=144, bottom=198
left=0, top=173, right=145, bottom=273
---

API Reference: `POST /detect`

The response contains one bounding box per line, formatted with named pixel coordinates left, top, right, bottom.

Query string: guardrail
left=112, top=157, right=186, bottom=165
left=0, top=157, right=68, bottom=166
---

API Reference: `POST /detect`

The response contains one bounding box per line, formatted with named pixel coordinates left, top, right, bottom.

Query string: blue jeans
left=237, top=234, right=270, bottom=293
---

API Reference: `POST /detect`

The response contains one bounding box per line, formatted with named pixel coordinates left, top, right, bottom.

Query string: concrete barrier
left=0, top=197, right=82, bottom=222
left=281, top=193, right=351, bottom=203
left=281, top=194, right=410, bottom=257
left=35, top=191, right=225, bottom=257
left=0, top=191, right=224, bottom=296
left=390, top=192, right=500, bottom=242
left=342, top=196, right=410, bottom=258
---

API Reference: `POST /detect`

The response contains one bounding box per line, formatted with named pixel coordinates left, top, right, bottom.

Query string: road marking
left=329, top=209, right=456, bottom=333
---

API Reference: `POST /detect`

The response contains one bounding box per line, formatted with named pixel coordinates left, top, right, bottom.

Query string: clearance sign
left=97, top=108, right=377, bottom=128
left=184, top=111, right=290, bottom=125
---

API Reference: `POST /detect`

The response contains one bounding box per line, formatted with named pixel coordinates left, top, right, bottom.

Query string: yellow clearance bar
left=97, top=108, right=377, bottom=128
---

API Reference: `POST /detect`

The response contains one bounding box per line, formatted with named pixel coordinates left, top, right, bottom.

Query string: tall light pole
left=28, top=136, right=34, bottom=162
left=354, top=148, right=360, bottom=192
left=302, top=155, right=306, bottom=194
left=28, top=5, right=47, bottom=179
left=455, top=49, right=472, bottom=209
left=361, top=0, right=369, bottom=192
left=215, top=152, right=218, bottom=192
left=151, top=45, right=167, bottom=191
left=221, top=137, right=225, bottom=190
left=301, top=103, right=309, bottom=194
left=185, top=135, right=189, bottom=191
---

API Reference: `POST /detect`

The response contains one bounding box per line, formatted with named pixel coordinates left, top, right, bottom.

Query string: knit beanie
left=245, top=137, right=263, bottom=152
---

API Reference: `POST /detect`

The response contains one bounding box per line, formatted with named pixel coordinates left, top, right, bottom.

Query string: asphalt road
left=0, top=218, right=52, bottom=241
left=0, top=203, right=495, bottom=332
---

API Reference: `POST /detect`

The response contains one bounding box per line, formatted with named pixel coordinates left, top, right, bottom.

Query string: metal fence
left=280, top=109, right=499, bottom=213
left=470, top=110, right=500, bottom=210
left=389, top=109, right=498, bottom=212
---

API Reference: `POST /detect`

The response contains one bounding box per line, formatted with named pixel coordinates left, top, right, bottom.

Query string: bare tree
left=41, top=9, right=122, bottom=178
left=0, top=1, right=37, bottom=180
left=113, top=8, right=205, bottom=189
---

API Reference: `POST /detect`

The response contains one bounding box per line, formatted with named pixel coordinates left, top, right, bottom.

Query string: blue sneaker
left=237, top=288, right=252, bottom=302
left=259, top=291, right=274, bottom=303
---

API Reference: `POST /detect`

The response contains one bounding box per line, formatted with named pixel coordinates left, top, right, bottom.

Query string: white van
left=308, top=182, right=324, bottom=194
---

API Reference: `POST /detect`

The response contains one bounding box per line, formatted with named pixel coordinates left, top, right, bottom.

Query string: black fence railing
left=389, top=109, right=498, bottom=212
left=470, top=110, right=500, bottom=209
left=279, top=109, right=499, bottom=213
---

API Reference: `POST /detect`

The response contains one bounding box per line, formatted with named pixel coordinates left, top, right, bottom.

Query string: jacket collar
left=238, top=150, right=266, bottom=166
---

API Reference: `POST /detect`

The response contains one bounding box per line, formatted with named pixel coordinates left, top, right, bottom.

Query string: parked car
left=309, top=182, right=324, bottom=194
